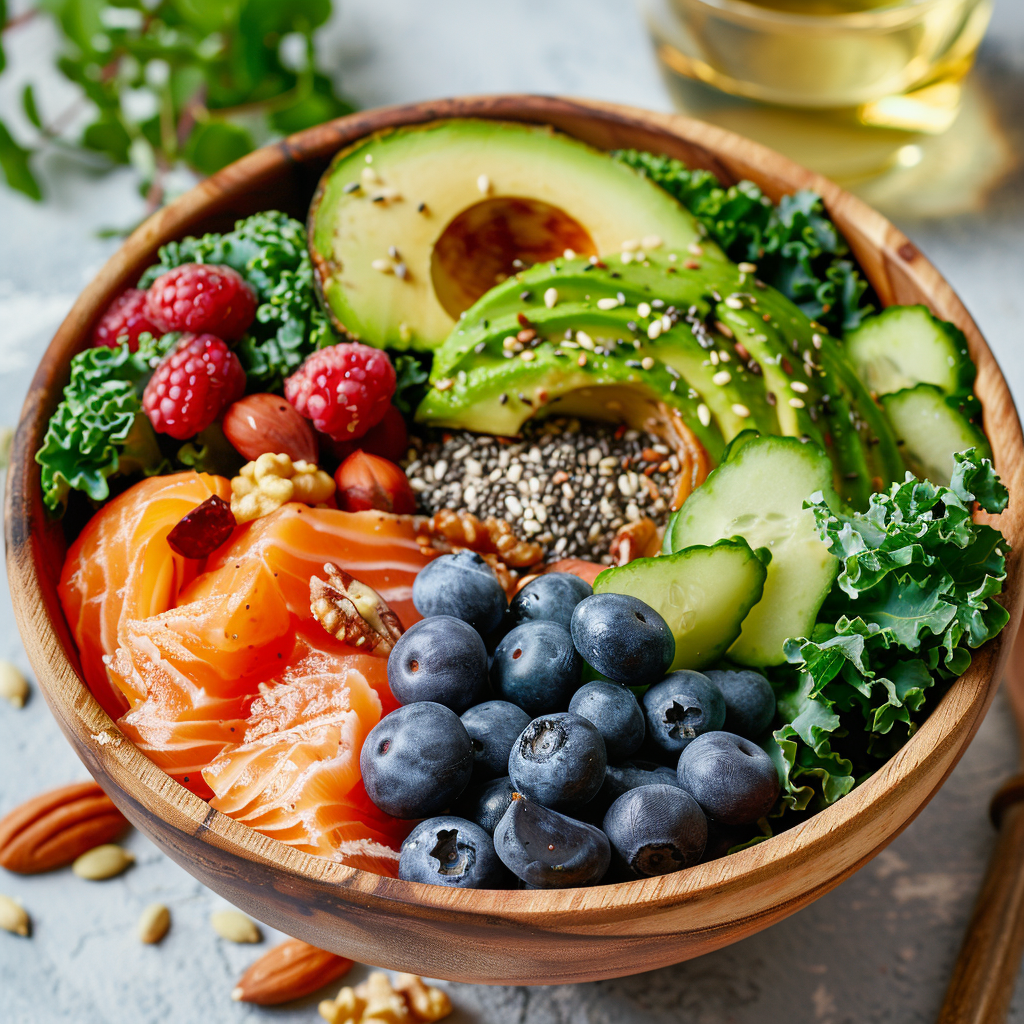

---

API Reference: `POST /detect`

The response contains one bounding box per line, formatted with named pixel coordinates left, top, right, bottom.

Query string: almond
left=222, top=393, right=319, bottom=463
left=0, top=782, right=128, bottom=874
left=334, top=450, right=416, bottom=514
left=232, top=938, right=353, bottom=1005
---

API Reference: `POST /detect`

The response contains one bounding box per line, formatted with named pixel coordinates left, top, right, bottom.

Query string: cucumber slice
left=882, top=383, right=990, bottom=486
left=667, top=435, right=839, bottom=667
left=844, top=305, right=974, bottom=396
left=593, top=539, right=767, bottom=672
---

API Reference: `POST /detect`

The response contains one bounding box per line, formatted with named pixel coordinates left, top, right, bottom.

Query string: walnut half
left=310, top=563, right=404, bottom=654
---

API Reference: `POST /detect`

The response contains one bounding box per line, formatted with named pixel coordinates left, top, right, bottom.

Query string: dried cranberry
left=166, top=495, right=237, bottom=558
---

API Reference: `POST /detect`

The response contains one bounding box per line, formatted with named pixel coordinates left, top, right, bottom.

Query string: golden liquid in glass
left=643, top=0, right=993, bottom=180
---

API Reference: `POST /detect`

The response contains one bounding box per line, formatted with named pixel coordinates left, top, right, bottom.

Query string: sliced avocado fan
left=416, top=252, right=904, bottom=508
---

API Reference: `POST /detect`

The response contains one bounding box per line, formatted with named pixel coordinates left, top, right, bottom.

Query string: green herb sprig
left=0, top=0, right=351, bottom=205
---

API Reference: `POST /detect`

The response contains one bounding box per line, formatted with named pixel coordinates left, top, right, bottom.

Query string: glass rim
left=674, top=0, right=951, bottom=28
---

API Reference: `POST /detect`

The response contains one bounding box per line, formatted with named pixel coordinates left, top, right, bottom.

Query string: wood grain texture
left=4, top=95, right=1024, bottom=985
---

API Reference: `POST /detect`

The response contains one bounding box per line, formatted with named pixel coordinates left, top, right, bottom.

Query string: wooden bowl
left=6, top=96, right=1024, bottom=986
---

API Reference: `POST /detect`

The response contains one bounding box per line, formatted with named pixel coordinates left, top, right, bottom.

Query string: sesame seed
left=577, top=353, right=588, bottom=367
left=394, top=262, right=408, bottom=280
left=544, top=287, right=558, bottom=309
left=713, top=370, right=732, bottom=386
left=641, top=234, right=663, bottom=250
left=688, top=243, right=704, bottom=256
left=477, top=174, right=491, bottom=194
left=791, top=381, right=809, bottom=393
left=789, top=397, right=806, bottom=409
left=576, top=331, right=595, bottom=350
left=732, top=403, right=751, bottom=418
left=621, top=252, right=634, bottom=265
left=738, top=262, right=758, bottom=273
left=520, top=350, right=535, bottom=362
left=641, top=356, right=655, bottom=370
left=434, top=378, right=454, bottom=391
left=647, top=320, right=662, bottom=341
left=361, top=167, right=379, bottom=185
left=812, top=333, right=823, bottom=349
left=563, top=248, right=576, bottom=259
left=725, top=296, right=744, bottom=310
left=597, top=297, right=620, bottom=310
left=637, top=302, right=652, bottom=318
left=371, top=258, right=393, bottom=274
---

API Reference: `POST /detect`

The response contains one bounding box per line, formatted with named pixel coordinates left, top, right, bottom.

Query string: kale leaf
left=36, top=337, right=172, bottom=512
left=766, top=450, right=1010, bottom=813
left=612, top=149, right=874, bottom=334
left=138, top=211, right=334, bottom=391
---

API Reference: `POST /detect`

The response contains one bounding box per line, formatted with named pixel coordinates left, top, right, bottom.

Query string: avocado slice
left=308, top=119, right=706, bottom=351
left=417, top=253, right=903, bottom=507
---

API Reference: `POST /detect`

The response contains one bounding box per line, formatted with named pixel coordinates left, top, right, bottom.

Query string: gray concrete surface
left=1, top=1, right=1023, bottom=1021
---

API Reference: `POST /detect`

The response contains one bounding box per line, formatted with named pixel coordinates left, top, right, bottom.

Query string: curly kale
left=36, top=337, right=172, bottom=512
left=765, top=450, right=1010, bottom=814
left=612, top=150, right=874, bottom=334
left=138, top=211, right=334, bottom=391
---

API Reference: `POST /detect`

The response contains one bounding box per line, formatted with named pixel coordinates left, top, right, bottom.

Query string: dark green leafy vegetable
left=391, top=353, right=430, bottom=416
left=138, top=211, right=334, bottom=390
left=0, top=0, right=352, bottom=203
left=612, top=149, right=874, bottom=335
left=35, top=336, right=175, bottom=512
left=766, top=450, right=1010, bottom=813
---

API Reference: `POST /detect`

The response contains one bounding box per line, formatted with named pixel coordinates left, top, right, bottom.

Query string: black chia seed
left=402, top=418, right=681, bottom=564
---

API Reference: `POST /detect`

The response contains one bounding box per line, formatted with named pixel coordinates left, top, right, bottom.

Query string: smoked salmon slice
left=58, top=472, right=434, bottom=867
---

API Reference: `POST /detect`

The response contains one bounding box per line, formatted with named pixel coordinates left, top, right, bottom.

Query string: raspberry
left=91, top=288, right=160, bottom=352
left=142, top=333, right=247, bottom=440
left=145, top=264, right=257, bottom=339
left=284, top=343, right=396, bottom=442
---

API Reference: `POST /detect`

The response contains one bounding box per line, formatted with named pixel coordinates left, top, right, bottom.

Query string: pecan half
left=609, top=517, right=661, bottom=566
left=310, top=563, right=405, bottom=653
left=233, top=939, right=353, bottom=1005
left=419, top=508, right=543, bottom=568
left=0, top=782, right=128, bottom=874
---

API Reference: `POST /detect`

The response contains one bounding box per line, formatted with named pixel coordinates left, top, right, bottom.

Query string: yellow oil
left=643, top=0, right=993, bottom=180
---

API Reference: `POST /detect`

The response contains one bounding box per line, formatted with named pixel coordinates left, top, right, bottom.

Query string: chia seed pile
left=403, top=418, right=681, bottom=563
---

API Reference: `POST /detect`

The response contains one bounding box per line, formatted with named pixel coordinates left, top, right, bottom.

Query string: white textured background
left=1, top=1, right=1023, bottom=1022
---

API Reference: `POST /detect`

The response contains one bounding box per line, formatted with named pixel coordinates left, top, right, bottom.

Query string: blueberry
left=568, top=680, right=645, bottom=762
left=677, top=731, right=781, bottom=825
left=491, top=621, right=581, bottom=716
left=360, top=702, right=474, bottom=818
left=570, top=593, right=674, bottom=687
left=599, top=760, right=680, bottom=807
left=510, top=573, right=592, bottom=630
left=388, top=616, right=488, bottom=713
left=399, top=816, right=511, bottom=888
left=602, top=784, right=707, bottom=877
left=508, top=713, right=607, bottom=811
left=642, top=671, right=726, bottom=758
left=413, top=551, right=507, bottom=635
left=453, top=776, right=516, bottom=835
left=704, top=669, right=776, bottom=739
left=493, top=796, right=610, bottom=888
left=460, top=701, right=531, bottom=780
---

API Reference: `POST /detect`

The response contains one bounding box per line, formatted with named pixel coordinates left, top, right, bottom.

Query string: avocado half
left=416, top=253, right=905, bottom=509
left=308, top=119, right=705, bottom=351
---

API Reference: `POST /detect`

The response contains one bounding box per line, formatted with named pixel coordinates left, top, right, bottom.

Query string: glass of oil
left=640, top=0, right=994, bottom=181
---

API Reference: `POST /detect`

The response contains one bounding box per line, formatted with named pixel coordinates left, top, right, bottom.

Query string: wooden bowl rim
left=5, top=93, right=1023, bottom=926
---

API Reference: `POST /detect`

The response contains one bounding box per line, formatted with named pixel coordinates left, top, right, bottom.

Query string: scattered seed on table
left=0, top=894, right=29, bottom=936
left=138, top=903, right=171, bottom=944
left=72, top=844, right=135, bottom=880
left=0, top=662, right=28, bottom=708
left=211, top=909, right=262, bottom=944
